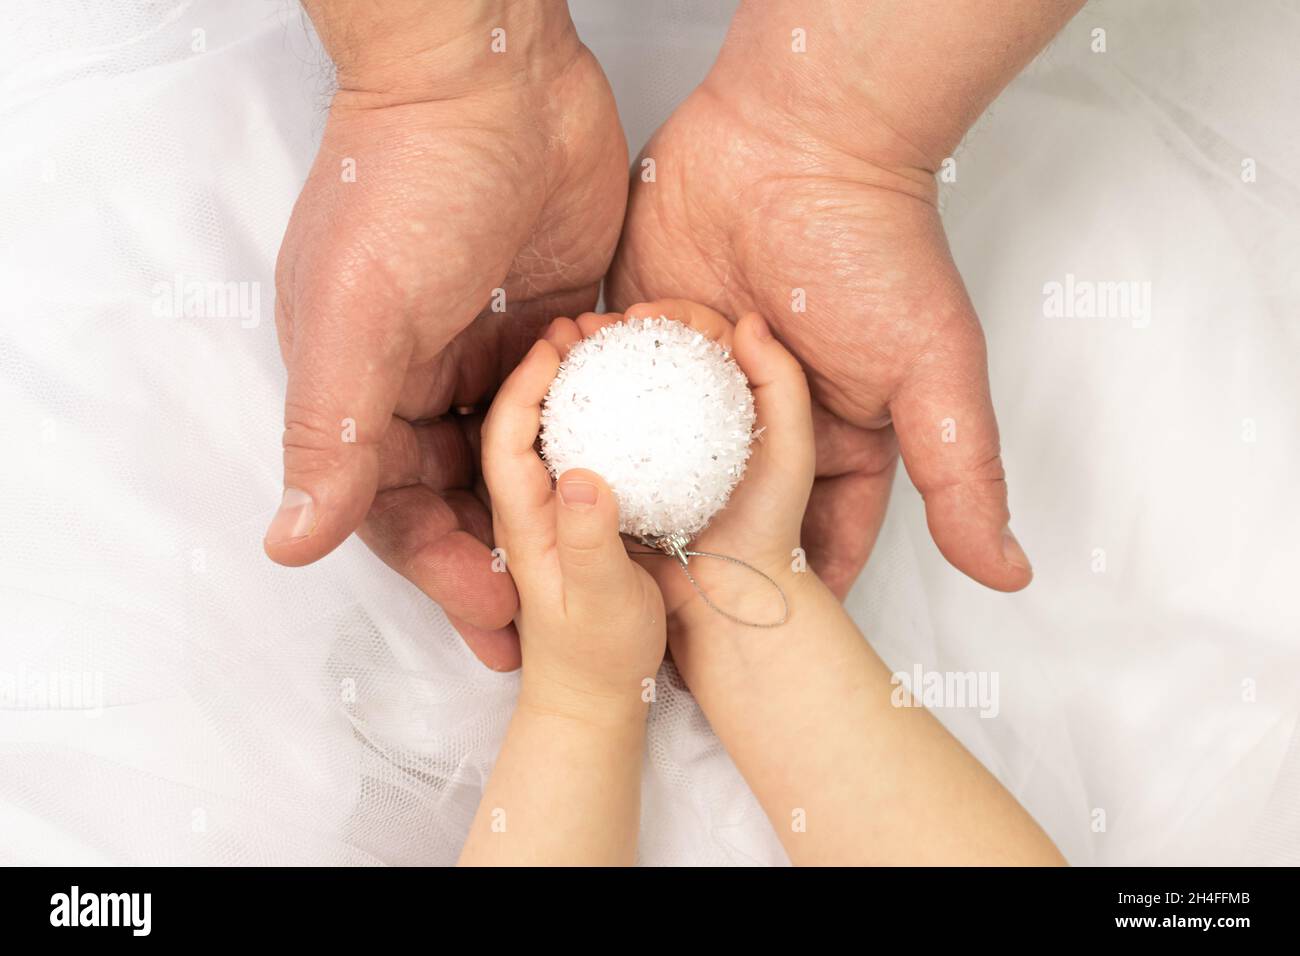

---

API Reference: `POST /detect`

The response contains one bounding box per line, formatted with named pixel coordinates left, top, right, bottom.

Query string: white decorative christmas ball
left=540, top=317, right=756, bottom=541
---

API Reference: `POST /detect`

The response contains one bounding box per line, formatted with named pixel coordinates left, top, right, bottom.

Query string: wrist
left=714, top=0, right=1083, bottom=169
left=668, top=567, right=837, bottom=700
left=305, top=0, right=582, bottom=103
left=518, top=674, right=650, bottom=733
left=668, top=557, right=821, bottom=649
left=705, top=2, right=942, bottom=173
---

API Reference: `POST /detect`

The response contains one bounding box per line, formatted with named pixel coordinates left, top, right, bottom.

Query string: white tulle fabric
left=0, top=0, right=1296, bottom=865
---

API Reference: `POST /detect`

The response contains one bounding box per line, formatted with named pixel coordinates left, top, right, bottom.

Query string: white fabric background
left=0, top=0, right=1296, bottom=865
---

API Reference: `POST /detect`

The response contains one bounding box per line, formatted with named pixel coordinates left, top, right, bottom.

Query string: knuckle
left=561, top=536, right=608, bottom=569
left=281, top=403, right=352, bottom=476
left=922, top=450, right=1008, bottom=498
left=972, top=451, right=1007, bottom=483
left=959, top=449, right=1007, bottom=486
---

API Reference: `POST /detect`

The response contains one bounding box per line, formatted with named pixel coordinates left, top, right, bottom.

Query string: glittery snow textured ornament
left=540, top=317, right=756, bottom=540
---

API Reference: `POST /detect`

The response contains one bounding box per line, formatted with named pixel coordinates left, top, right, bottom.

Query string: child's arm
left=458, top=693, right=647, bottom=866
left=458, top=328, right=666, bottom=866
left=676, top=574, right=1064, bottom=866
left=628, top=299, right=1063, bottom=866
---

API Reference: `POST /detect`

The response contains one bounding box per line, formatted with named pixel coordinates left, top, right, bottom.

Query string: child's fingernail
left=1001, top=526, right=1032, bottom=572
left=559, top=479, right=598, bottom=508
left=751, top=313, right=772, bottom=340
left=266, top=488, right=315, bottom=544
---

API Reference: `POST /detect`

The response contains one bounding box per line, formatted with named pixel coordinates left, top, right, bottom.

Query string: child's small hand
left=481, top=325, right=666, bottom=721
left=545, top=305, right=1063, bottom=868
left=570, top=300, right=817, bottom=647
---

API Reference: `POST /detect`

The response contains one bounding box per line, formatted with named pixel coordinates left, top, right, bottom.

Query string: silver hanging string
left=630, top=531, right=789, bottom=628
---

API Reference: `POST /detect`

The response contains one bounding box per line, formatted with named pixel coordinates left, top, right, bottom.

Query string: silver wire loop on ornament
left=632, top=531, right=789, bottom=628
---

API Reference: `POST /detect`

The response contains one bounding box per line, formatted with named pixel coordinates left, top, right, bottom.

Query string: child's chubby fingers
left=553, top=469, right=640, bottom=610
left=624, top=298, right=734, bottom=348
left=573, top=311, right=625, bottom=339
left=481, top=339, right=561, bottom=550
left=731, top=311, right=816, bottom=497
left=541, top=316, right=583, bottom=357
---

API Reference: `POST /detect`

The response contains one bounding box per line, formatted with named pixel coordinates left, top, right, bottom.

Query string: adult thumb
left=554, top=469, right=636, bottom=607
left=264, top=300, right=411, bottom=567
left=889, top=319, right=1032, bottom=593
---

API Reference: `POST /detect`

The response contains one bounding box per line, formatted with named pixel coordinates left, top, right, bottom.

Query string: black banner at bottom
left=0, top=866, right=1284, bottom=942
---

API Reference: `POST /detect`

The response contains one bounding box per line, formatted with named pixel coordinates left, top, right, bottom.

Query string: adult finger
left=264, top=290, right=412, bottom=567
left=889, top=318, right=1031, bottom=592
left=375, top=416, right=473, bottom=495
left=446, top=615, right=522, bottom=673
left=358, top=483, right=519, bottom=632
left=803, top=408, right=899, bottom=597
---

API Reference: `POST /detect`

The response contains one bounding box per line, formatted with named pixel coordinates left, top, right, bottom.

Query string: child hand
left=559, top=304, right=1064, bottom=868
left=481, top=324, right=666, bottom=721
left=569, top=301, right=818, bottom=643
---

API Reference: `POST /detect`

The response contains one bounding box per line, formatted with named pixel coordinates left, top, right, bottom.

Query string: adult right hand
left=265, top=1, right=628, bottom=670
left=607, top=0, right=1083, bottom=596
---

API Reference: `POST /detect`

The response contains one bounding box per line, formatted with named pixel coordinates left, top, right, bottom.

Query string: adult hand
left=607, top=0, right=1082, bottom=595
left=266, top=1, right=627, bottom=669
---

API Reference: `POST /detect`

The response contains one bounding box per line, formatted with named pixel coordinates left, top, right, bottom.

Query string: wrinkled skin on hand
left=606, top=76, right=1032, bottom=598
left=268, top=45, right=627, bottom=670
